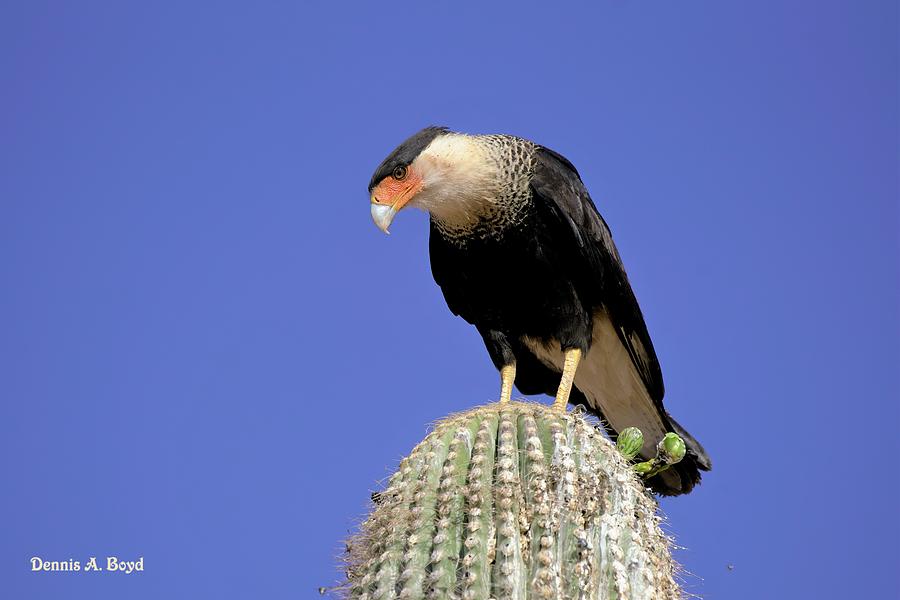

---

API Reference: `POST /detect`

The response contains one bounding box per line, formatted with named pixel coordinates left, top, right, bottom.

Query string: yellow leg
left=552, top=348, right=582, bottom=411
left=499, top=363, right=516, bottom=403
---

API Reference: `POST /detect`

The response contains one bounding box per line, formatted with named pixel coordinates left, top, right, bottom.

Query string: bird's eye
left=392, top=165, right=408, bottom=180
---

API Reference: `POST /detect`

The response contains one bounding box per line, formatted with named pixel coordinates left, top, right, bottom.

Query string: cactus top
left=344, top=402, right=681, bottom=600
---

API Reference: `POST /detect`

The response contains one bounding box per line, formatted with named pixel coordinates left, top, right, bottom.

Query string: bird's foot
left=633, top=433, right=687, bottom=478
left=499, top=364, right=516, bottom=403
left=552, top=348, right=582, bottom=411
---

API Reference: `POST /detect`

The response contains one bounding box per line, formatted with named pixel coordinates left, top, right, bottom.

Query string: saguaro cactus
left=343, top=401, right=681, bottom=599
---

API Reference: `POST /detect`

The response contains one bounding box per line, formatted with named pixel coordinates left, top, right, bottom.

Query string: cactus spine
left=345, top=401, right=680, bottom=600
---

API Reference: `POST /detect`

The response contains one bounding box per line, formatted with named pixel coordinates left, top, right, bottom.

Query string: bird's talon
left=499, top=363, right=516, bottom=403
left=552, top=348, right=581, bottom=412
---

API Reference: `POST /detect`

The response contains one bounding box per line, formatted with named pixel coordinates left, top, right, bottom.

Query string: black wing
left=530, top=146, right=666, bottom=404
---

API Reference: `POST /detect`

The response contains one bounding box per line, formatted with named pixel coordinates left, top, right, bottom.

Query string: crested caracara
left=368, top=127, right=711, bottom=495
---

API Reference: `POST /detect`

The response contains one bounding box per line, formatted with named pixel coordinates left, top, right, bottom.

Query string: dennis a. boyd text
left=31, top=556, right=144, bottom=573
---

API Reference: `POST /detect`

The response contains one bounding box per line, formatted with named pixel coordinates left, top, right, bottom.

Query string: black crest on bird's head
left=368, top=126, right=449, bottom=192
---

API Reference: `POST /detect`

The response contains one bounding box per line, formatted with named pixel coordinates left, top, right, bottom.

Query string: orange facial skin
left=370, top=167, right=424, bottom=212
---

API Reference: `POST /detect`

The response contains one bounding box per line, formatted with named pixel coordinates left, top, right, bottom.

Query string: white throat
left=407, top=134, right=501, bottom=227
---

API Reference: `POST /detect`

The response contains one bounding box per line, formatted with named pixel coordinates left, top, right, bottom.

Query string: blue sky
left=1, top=1, right=897, bottom=598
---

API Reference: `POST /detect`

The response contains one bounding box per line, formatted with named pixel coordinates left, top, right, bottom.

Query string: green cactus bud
left=616, top=426, right=644, bottom=460
left=344, top=401, right=680, bottom=599
left=659, top=432, right=687, bottom=466
left=633, top=459, right=655, bottom=476
left=632, top=432, right=688, bottom=480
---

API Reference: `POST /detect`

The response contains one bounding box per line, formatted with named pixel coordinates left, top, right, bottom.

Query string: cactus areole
left=344, top=402, right=681, bottom=600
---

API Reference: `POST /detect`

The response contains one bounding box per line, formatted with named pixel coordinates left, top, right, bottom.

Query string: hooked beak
left=370, top=200, right=397, bottom=234
left=369, top=173, right=423, bottom=234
